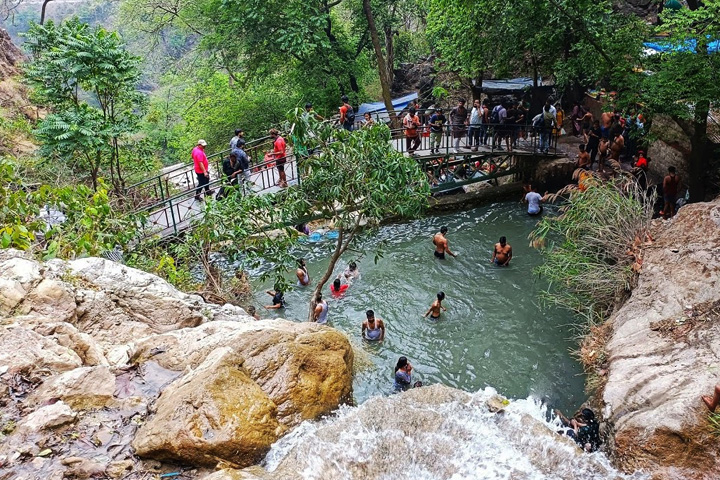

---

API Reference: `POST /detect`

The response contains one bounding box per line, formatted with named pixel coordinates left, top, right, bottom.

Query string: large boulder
left=602, top=198, right=720, bottom=478
left=130, top=320, right=354, bottom=427
left=132, top=347, right=285, bottom=467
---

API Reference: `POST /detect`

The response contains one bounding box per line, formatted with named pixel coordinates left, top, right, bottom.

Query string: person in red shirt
left=269, top=128, right=288, bottom=188
left=403, top=107, right=422, bottom=154
left=330, top=278, right=349, bottom=297
left=339, top=95, right=355, bottom=131
left=192, top=139, right=212, bottom=201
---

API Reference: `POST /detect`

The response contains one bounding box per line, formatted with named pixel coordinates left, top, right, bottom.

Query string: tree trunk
left=40, top=0, right=53, bottom=24
left=384, top=26, right=395, bottom=85
left=362, top=0, right=397, bottom=126
left=687, top=100, right=709, bottom=202
left=307, top=226, right=346, bottom=322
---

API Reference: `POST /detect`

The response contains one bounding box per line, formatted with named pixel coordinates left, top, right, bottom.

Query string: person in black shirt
left=587, top=120, right=602, bottom=167
left=427, top=108, right=447, bottom=154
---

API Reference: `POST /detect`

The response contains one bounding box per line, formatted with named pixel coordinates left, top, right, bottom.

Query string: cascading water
left=255, top=385, right=647, bottom=480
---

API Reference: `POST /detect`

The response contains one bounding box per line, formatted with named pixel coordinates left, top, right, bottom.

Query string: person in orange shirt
left=403, top=107, right=422, bottom=154
left=269, top=128, right=288, bottom=188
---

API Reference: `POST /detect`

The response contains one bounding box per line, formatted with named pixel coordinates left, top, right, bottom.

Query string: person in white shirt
left=524, top=185, right=545, bottom=216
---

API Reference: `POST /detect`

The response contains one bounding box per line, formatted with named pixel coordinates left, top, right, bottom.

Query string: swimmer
left=491, top=236, right=512, bottom=266
left=312, top=292, right=329, bottom=324
left=433, top=226, right=457, bottom=260
left=330, top=278, right=349, bottom=297
left=341, top=262, right=360, bottom=283
left=423, top=292, right=447, bottom=320
left=393, top=356, right=413, bottom=392
left=264, top=289, right=285, bottom=309
left=362, top=309, right=385, bottom=341
left=246, top=305, right=260, bottom=320
left=296, top=258, right=310, bottom=286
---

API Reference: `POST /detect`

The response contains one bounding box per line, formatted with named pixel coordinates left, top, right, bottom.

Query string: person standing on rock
left=433, top=226, right=457, bottom=260
left=491, top=236, right=512, bottom=266
left=296, top=258, right=310, bottom=286
left=662, top=166, right=681, bottom=220
left=362, top=310, right=385, bottom=341
left=313, top=292, right=329, bottom=324
left=192, top=139, right=212, bottom=201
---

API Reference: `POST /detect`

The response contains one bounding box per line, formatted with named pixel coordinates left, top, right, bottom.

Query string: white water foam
left=261, top=386, right=648, bottom=480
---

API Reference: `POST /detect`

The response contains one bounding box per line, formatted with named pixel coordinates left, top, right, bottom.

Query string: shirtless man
left=600, top=111, right=613, bottom=140
left=598, top=136, right=610, bottom=172
left=361, top=310, right=385, bottom=341
left=610, top=132, right=624, bottom=161
left=423, top=292, right=447, bottom=320
left=577, top=144, right=591, bottom=170
left=296, top=258, right=310, bottom=286
left=433, top=226, right=457, bottom=259
left=491, top=236, right=512, bottom=266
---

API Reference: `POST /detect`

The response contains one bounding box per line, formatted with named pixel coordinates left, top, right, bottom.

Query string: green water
left=253, top=202, right=586, bottom=412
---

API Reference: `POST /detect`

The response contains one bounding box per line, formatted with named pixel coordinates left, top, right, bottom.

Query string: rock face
left=0, top=250, right=354, bottom=478
left=603, top=198, right=720, bottom=479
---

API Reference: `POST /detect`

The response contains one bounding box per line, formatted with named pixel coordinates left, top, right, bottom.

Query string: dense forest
left=1, top=0, right=719, bottom=296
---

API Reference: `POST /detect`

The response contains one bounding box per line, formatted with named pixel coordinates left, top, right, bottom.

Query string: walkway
left=129, top=124, right=559, bottom=240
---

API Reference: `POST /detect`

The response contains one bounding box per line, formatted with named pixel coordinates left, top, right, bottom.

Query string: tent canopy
left=643, top=39, right=720, bottom=55
left=481, top=77, right=536, bottom=95
left=357, top=92, right=418, bottom=115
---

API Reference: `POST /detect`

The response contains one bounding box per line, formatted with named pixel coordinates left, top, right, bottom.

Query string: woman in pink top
left=269, top=128, right=288, bottom=188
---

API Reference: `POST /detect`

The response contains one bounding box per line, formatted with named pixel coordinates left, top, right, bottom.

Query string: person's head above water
left=333, top=278, right=341, bottom=290
left=499, top=236, right=507, bottom=246
left=669, top=166, right=676, bottom=174
left=581, top=408, right=595, bottom=423
left=395, top=356, right=409, bottom=372
left=440, top=226, right=448, bottom=235
left=437, top=291, right=445, bottom=301
left=315, top=292, right=323, bottom=302
left=349, top=262, right=357, bottom=271
left=297, top=258, right=306, bottom=268
left=366, top=309, right=375, bottom=321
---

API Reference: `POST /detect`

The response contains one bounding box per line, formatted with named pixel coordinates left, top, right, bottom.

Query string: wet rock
left=17, top=402, right=76, bottom=432
left=29, top=366, right=116, bottom=409
left=132, top=347, right=285, bottom=467
left=603, top=198, right=720, bottom=477
left=60, top=456, right=107, bottom=478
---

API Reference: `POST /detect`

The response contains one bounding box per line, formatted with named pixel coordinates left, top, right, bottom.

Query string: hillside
left=0, top=28, right=36, bottom=157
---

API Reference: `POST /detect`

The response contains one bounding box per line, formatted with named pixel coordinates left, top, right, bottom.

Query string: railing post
left=168, top=198, right=178, bottom=236
left=158, top=176, right=165, bottom=202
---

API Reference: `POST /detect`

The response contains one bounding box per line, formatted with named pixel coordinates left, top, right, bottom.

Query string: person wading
left=433, top=226, right=457, bottom=260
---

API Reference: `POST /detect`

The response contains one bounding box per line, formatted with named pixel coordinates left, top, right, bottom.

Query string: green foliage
left=0, top=158, right=142, bottom=259
left=426, top=0, right=645, bottom=90
left=708, top=411, right=720, bottom=436
left=23, top=18, right=147, bottom=190
left=531, top=178, right=654, bottom=318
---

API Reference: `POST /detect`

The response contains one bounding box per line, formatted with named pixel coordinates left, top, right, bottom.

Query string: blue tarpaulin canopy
left=643, top=39, right=720, bottom=55
left=480, top=77, right=536, bottom=94
left=357, top=92, right=418, bottom=115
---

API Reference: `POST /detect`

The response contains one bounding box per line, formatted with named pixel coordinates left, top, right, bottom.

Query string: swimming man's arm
left=379, top=321, right=385, bottom=340
left=264, top=304, right=281, bottom=310
left=504, top=247, right=513, bottom=265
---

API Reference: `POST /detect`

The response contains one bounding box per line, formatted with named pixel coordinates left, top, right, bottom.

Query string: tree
left=23, top=18, right=146, bottom=192
left=633, top=1, right=720, bottom=202
left=175, top=110, right=430, bottom=319
left=0, top=0, right=52, bottom=23
left=362, top=0, right=397, bottom=125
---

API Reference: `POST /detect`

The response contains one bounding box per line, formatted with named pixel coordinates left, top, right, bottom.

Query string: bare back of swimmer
left=433, top=226, right=457, bottom=260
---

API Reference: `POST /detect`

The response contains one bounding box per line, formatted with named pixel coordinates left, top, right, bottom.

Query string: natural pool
left=252, top=201, right=586, bottom=413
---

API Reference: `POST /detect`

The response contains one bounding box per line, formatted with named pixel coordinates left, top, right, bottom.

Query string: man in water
left=362, top=309, right=385, bottom=341
left=264, top=289, right=285, bottom=310
left=312, top=292, right=329, bottom=324
left=423, top=292, right=447, bottom=320
left=662, top=166, right=681, bottom=219
left=491, top=236, right=512, bottom=266
left=296, top=258, right=310, bottom=286
left=524, top=185, right=544, bottom=216
left=433, top=226, right=457, bottom=260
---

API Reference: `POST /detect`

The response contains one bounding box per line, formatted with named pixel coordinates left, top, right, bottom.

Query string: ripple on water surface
left=253, top=202, right=585, bottom=412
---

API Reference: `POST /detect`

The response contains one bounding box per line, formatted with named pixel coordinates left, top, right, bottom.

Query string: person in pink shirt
left=269, top=128, right=288, bottom=188
left=192, top=139, right=212, bottom=200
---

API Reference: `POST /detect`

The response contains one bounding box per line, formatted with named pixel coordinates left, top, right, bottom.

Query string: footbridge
left=126, top=123, right=560, bottom=240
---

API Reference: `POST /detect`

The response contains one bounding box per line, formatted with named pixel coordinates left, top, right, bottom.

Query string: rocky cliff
left=603, top=198, right=720, bottom=479
left=0, top=28, right=36, bottom=156
left=0, top=249, right=354, bottom=479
